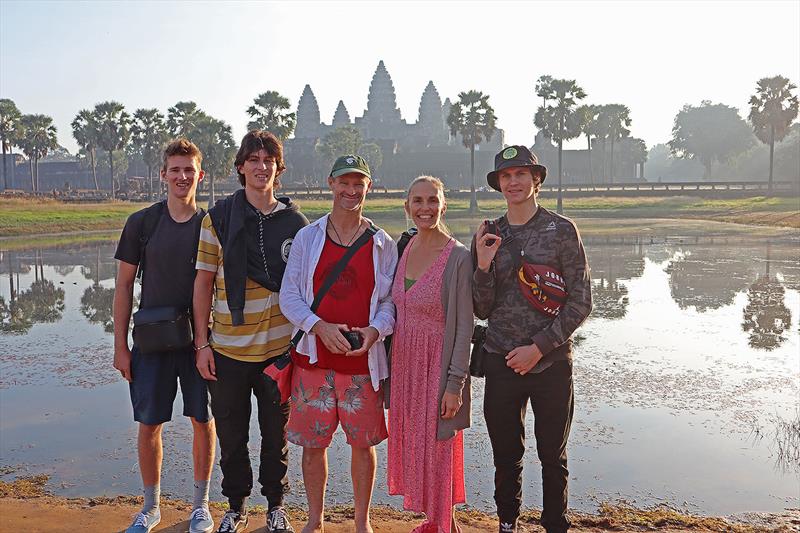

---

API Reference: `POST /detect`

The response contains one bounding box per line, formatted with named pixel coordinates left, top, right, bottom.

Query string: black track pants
left=483, top=356, right=574, bottom=532
left=207, top=351, right=289, bottom=507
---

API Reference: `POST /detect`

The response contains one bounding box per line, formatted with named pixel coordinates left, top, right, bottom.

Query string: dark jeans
left=207, top=351, right=289, bottom=508
left=483, top=355, right=574, bottom=533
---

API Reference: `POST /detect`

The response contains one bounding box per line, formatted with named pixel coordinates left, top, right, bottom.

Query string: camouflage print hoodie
left=471, top=206, right=592, bottom=374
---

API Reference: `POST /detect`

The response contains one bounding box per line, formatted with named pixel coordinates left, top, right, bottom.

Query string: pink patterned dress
left=387, top=237, right=465, bottom=533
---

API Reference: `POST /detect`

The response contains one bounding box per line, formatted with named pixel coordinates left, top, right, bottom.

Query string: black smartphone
left=342, top=330, right=363, bottom=350
left=484, top=219, right=497, bottom=246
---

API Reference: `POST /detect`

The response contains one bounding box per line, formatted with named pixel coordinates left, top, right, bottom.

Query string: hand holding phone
left=484, top=219, right=497, bottom=246
left=341, top=329, right=363, bottom=350
left=476, top=220, right=502, bottom=272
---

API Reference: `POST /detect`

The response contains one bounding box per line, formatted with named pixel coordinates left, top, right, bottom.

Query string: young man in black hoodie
left=472, top=146, right=592, bottom=533
left=194, top=130, right=308, bottom=533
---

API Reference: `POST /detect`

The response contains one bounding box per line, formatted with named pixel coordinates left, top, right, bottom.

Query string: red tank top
left=293, top=234, right=375, bottom=374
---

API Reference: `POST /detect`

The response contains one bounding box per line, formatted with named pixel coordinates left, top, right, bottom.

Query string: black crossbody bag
left=131, top=202, right=204, bottom=354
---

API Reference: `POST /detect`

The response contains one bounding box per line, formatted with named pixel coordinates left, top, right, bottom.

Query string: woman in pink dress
left=387, top=176, right=474, bottom=532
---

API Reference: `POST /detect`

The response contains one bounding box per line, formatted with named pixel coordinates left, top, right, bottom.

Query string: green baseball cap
left=330, top=154, right=371, bottom=179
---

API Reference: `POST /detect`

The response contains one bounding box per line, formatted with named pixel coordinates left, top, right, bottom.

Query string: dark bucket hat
left=487, top=145, right=547, bottom=191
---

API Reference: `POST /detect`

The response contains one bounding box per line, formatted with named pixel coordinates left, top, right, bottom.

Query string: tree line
left=0, top=74, right=796, bottom=205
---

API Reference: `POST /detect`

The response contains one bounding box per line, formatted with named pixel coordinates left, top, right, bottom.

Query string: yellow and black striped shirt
left=196, top=213, right=293, bottom=362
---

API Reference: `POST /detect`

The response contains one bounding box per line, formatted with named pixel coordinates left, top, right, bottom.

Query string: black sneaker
left=499, top=519, right=518, bottom=533
left=267, top=506, right=294, bottom=533
left=217, top=511, right=248, bottom=533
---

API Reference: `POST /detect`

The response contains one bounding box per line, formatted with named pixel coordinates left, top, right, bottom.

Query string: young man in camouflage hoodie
left=471, top=145, right=592, bottom=533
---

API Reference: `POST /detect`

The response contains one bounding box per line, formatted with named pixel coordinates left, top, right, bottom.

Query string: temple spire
left=364, top=60, right=402, bottom=132
left=418, top=81, right=447, bottom=145
left=295, top=84, right=320, bottom=138
left=332, top=100, right=351, bottom=128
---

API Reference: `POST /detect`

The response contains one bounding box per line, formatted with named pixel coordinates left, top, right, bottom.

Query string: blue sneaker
left=126, top=508, right=161, bottom=533
left=189, top=506, right=214, bottom=533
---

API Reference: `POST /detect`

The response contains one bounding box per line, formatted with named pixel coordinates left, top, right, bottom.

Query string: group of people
left=113, top=130, right=592, bottom=533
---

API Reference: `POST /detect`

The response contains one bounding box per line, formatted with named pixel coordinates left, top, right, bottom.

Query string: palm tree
left=193, top=114, right=236, bottom=206
left=570, top=104, right=599, bottom=184
left=535, top=75, right=554, bottom=108
left=601, top=104, right=631, bottom=183
left=94, top=101, right=131, bottom=198
left=131, top=108, right=168, bottom=200
left=167, top=101, right=204, bottom=138
left=748, top=75, right=799, bottom=195
left=0, top=99, right=22, bottom=190
left=447, top=90, right=497, bottom=213
left=534, top=79, right=586, bottom=214
left=71, top=109, right=101, bottom=190
left=18, top=114, right=58, bottom=192
left=246, top=91, right=296, bottom=140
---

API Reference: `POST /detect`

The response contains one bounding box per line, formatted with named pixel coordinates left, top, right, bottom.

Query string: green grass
left=1, top=195, right=798, bottom=239
left=0, top=198, right=146, bottom=236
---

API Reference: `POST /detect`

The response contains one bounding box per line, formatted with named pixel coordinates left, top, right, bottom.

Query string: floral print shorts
left=287, top=365, right=388, bottom=448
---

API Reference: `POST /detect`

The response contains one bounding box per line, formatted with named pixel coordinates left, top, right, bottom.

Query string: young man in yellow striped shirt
left=193, top=130, right=308, bottom=533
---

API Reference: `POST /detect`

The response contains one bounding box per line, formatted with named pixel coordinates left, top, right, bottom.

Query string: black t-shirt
left=114, top=206, right=204, bottom=310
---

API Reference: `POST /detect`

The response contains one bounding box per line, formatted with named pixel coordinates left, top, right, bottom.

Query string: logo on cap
left=346, top=157, right=355, bottom=165
left=502, top=147, right=518, bottom=160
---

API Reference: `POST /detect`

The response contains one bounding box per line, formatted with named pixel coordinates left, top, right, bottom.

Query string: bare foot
left=301, top=521, right=324, bottom=533
left=354, top=523, right=373, bottom=533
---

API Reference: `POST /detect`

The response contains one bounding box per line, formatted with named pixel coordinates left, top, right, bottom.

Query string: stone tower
left=295, top=84, right=321, bottom=139
left=331, top=100, right=351, bottom=129
left=442, top=97, right=453, bottom=144
left=361, top=60, right=403, bottom=139
left=418, top=81, right=448, bottom=146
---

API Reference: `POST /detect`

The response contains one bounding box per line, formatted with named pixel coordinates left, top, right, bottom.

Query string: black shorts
left=129, top=346, right=212, bottom=425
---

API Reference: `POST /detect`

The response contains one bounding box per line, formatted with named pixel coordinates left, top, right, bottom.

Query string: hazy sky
left=2, top=0, right=798, bottom=154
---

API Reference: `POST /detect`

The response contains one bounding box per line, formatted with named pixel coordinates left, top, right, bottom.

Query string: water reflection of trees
left=742, top=248, right=792, bottom=351
left=80, top=247, right=117, bottom=332
left=0, top=251, right=65, bottom=334
left=81, top=284, right=115, bottom=333
left=585, top=241, right=645, bottom=320
left=666, top=245, right=756, bottom=312
left=80, top=246, right=117, bottom=283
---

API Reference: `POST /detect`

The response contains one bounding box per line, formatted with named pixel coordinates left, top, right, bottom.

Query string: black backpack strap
left=288, top=223, right=378, bottom=348
left=495, top=215, right=522, bottom=270
left=392, top=227, right=417, bottom=276
left=136, top=200, right=166, bottom=281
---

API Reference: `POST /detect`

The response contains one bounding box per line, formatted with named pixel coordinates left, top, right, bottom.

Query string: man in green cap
left=280, top=155, right=397, bottom=533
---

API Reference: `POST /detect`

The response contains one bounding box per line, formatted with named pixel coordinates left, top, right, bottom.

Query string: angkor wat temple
left=283, top=60, right=504, bottom=189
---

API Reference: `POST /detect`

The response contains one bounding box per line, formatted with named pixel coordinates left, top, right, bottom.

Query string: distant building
left=284, top=60, right=504, bottom=189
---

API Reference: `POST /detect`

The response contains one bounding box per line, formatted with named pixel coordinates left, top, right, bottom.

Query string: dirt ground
left=1, top=495, right=798, bottom=533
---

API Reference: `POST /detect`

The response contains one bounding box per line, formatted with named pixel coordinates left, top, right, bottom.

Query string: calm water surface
left=1, top=220, right=798, bottom=515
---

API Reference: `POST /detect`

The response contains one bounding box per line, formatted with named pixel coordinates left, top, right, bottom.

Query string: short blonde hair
left=406, top=175, right=450, bottom=234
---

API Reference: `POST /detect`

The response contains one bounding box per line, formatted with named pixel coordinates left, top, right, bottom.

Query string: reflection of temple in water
left=284, top=60, right=504, bottom=188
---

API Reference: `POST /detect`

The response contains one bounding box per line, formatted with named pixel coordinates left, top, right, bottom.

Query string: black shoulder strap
left=137, top=201, right=166, bottom=280
left=393, top=227, right=417, bottom=276
left=288, top=224, right=378, bottom=347
left=495, top=215, right=522, bottom=270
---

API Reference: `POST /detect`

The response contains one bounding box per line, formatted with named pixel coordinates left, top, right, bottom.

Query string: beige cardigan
left=387, top=239, right=474, bottom=441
